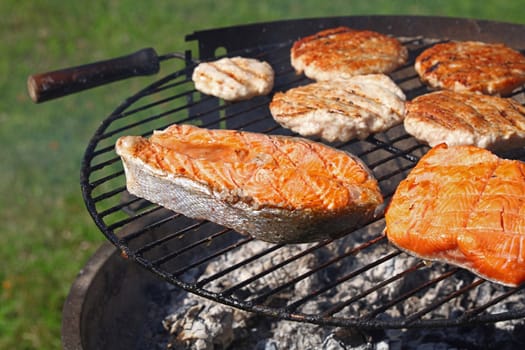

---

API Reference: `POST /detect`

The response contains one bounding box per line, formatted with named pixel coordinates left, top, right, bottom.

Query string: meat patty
left=404, top=90, right=525, bottom=151
left=269, top=74, right=406, bottom=142
left=115, top=124, right=383, bottom=243
left=291, top=26, right=408, bottom=81
left=192, top=56, right=274, bottom=101
left=415, top=41, right=525, bottom=96
left=385, top=143, right=525, bottom=287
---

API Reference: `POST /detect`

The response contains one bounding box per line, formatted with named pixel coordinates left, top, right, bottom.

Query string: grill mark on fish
left=463, top=162, right=499, bottom=230
left=239, top=132, right=290, bottom=208
left=116, top=124, right=383, bottom=243
left=265, top=136, right=327, bottom=209
left=295, top=140, right=352, bottom=208
left=385, top=144, right=525, bottom=286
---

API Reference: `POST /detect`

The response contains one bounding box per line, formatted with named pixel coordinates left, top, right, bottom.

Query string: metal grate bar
left=136, top=220, right=208, bottom=256
left=99, top=102, right=195, bottom=141
left=249, top=235, right=385, bottom=305
left=367, top=143, right=424, bottom=169
left=88, top=170, right=125, bottom=190
left=363, top=267, right=460, bottom=321
left=288, top=250, right=402, bottom=313
left=106, top=205, right=165, bottom=231
left=284, top=237, right=396, bottom=312
left=457, top=284, right=525, bottom=321
left=170, top=235, right=254, bottom=277
left=404, top=279, right=486, bottom=326
left=151, top=226, right=233, bottom=266
left=91, top=185, right=126, bottom=203
left=377, top=163, right=416, bottom=183
left=196, top=243, right=285, bottom=288
left=90, top=143, right=119, bottom=160
left=201, top=102, right=271, bottom=129
left=220, top=239, right=334, bottom=298
left=97, top=192, right=140, bottom=218
left=120, top=211, right=181, bottom=243
left=88, top=155, right=122, bottom=173
left=321, top=260, right=427, bottom=318
left=366, top=136, right=420, bottom=163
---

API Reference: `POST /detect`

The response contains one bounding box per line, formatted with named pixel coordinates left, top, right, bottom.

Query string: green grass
left=1, top=1, right=525, bottom=349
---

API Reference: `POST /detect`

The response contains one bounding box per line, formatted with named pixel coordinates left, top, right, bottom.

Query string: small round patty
left=404, top=90, right=525, bottom=151
left=192, top=57, right=274, bottom=101
left=415, top=41, right=525, bottom=96
left=291, top=26, right=408, bottom=81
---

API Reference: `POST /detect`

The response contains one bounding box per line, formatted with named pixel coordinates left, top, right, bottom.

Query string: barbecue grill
left=32, top=16, right=525, bottom=331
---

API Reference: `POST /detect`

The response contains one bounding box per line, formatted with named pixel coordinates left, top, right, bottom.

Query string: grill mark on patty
left=306, top=27, right=354, bottom=44
left=415, top=41, right=525, bottom=95
left=405, top=90, right=525, bottom=150
left=291, top=26, right=408, bottom=80
left=270, top=74, right=406, bottom=143
left=275, top=84, right=385, bottom=121
left=457, top=93, right=525, bottom=133
left=341, top=84, right=404, bottom=119
left=207, top=61, right=252, bottom=87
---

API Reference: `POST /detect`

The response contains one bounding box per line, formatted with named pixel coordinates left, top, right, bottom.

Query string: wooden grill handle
left=27, top=48, right=160, bottom=103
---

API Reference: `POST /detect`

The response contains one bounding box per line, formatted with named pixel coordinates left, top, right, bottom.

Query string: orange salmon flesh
left=125, top=124, right=382, bottom=212
left=385, top=143, right=525, bottom=287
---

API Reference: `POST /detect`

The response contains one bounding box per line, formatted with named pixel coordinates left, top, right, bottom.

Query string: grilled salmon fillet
left=291, top=27, right=408, bottom=81
left=269, top=74, right=406, bottom=142
left=115, top=124, right=383, bottom=243
left=385, top=144, right=525, bottom=287
left=415, top=41, right=525, bottom=96
left=192, top=56, right=274, bottom=101
left=404, top=90, right=525, bottom=151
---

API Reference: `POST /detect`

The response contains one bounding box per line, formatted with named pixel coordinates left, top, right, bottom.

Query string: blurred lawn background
left=1, top=1, right=524, bottom=349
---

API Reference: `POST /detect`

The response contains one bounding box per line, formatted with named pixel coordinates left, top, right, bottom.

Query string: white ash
left=197, top=240, right=320, bottom=299
left=162, top=221, right=525, bottom=349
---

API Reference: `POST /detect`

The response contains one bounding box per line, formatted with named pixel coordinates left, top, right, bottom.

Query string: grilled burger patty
left=385, top=143, right=525, bottom=287
left=291, top=26, right=408, bottom=81
left=192, top=56, right=274, bottom=101
left=269, top=74, right=406, bottom=142
left=415, top=41, right=525, bottom=96
left=115, top=124, right=383, bottom=244
left=404, top=90, right=525, bottom=151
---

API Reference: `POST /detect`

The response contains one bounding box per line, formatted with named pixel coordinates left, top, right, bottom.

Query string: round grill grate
left=80, top=16, right=525, bottom=329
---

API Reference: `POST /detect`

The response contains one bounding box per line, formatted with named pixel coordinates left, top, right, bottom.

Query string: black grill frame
left=80, top=16, right=525, bottom=329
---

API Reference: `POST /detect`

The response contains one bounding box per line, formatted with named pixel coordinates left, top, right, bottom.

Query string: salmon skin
left=115, top=124, right=383, bottom=244
left=385, top=143, right=525, bottom=287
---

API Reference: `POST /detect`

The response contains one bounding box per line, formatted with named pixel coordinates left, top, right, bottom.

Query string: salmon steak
left=385, top=144, right=525, bottom=286
left=115, top=124, right=383, bottom=243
